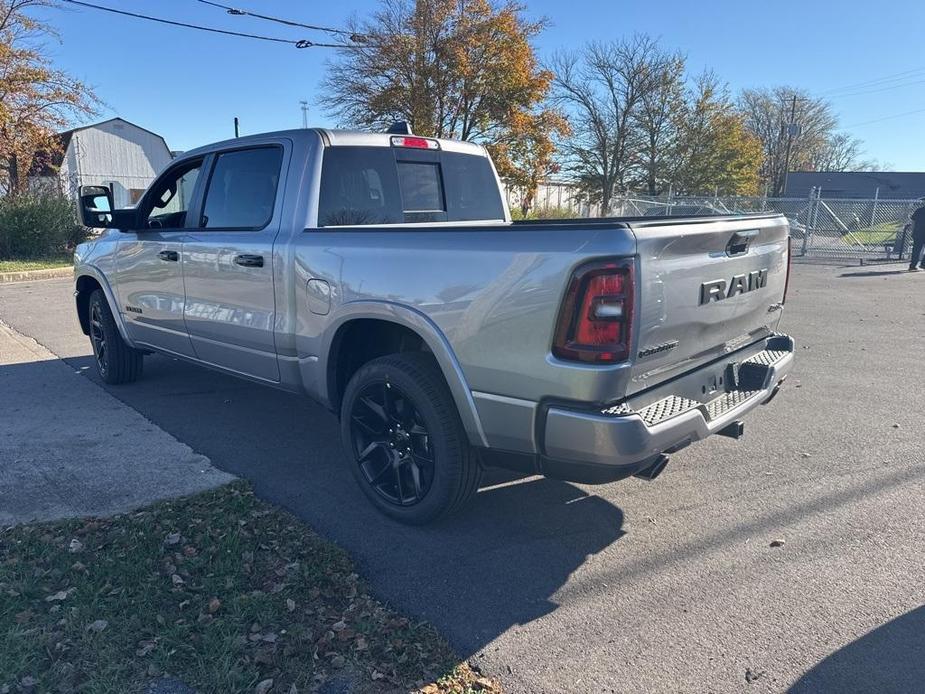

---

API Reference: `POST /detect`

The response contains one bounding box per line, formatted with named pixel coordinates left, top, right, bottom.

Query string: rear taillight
left=553, top=260, right=634, bottom=364
left=783, top=236, right=792, bottom=304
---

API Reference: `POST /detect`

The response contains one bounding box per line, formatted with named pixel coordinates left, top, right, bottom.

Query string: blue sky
left=45, top=0, right=925, bottom=168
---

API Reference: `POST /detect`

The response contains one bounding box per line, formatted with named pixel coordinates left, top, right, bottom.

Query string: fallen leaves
left=44, top=588, right=74, bottom=602
left=0, top=482, right=479, bottom=694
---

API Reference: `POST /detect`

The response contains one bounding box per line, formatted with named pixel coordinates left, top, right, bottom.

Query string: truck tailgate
left=626, top=214, right=789, bottom=395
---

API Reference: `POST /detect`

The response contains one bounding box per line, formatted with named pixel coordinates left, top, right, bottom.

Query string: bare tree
left=632, top=48, right=685, bottom=195
left=550, top=35, right=663, bottom=214
left=738, top=87, right=837, bottom=195
left=809, top=132, right=877, bottom=172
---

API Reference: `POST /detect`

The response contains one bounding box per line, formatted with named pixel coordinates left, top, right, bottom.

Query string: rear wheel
left=340, top=353, right=480, bottom=524
left=88, top=289, right=143, bottom=384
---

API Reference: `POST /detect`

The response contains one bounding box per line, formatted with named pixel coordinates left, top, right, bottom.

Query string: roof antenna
left=386, top=121, right=412, bottom=135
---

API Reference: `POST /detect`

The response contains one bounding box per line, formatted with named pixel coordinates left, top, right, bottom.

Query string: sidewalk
left=0, top=320, right=234, bottom=526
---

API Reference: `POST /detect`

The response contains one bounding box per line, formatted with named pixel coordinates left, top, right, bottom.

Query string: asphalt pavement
left=0, top=263, right=922, bottom=693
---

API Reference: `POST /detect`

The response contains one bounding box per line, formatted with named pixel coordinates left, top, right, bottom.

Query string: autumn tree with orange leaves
left=0, top=0, right=98, bottom=194
left=321, top=0, right=566, bottom=213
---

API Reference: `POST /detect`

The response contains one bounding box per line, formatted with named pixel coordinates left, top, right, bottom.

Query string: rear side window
left=201, top=146, right=282, bottom=230
left=317, top=146, right=504, bottom=227
left=317, top=148, right=402, bottom=226
left=441, top=152, right=505, bottom=221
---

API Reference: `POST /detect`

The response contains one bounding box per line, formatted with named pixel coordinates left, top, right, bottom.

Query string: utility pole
left=300, top=101, right=309, bottom=128
left=781, top=95, right=800, bottom=196
left=233, top=117, right=239, bottom=138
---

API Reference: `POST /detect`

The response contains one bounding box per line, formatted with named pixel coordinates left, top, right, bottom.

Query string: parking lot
left=1, top=263, right=923, bottom=693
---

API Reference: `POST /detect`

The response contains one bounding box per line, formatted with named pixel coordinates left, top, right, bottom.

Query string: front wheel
left=88, top=289, right=144, bottom=385
left=340, top=353, right=481, bottom=524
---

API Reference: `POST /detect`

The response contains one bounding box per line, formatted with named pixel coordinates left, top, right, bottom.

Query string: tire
left=88, top=289, right=144, bottom=385
left=340, top=352, right=481, bottom=524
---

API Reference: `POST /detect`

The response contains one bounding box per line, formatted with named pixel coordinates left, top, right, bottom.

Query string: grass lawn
left=0, top=482, right=500, bottom=694
left=841, top=222, right=902, bottom=246
left=0, top=256, right=72, bottom=273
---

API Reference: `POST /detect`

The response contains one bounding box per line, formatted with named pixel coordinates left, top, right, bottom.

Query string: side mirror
left=78, top=185, right=114, bottom=227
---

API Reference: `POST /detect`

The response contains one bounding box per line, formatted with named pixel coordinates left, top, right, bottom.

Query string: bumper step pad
left=601, top=342, right=790, bottom=428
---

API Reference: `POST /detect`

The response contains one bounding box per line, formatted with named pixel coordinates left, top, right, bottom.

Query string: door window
left=201, top=147, right=283, bottom=230
left=144, top=160, right=202, bottom=229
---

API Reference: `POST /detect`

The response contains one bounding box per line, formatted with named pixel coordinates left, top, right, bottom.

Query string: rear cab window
left=317, top=145, right=505, bottom=227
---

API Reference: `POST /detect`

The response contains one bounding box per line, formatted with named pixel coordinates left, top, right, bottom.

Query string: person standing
left=909, top=203, right=925, bottom=272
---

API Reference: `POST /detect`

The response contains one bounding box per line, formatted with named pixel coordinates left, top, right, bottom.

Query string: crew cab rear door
left=626, top=214, right=789, bottom=395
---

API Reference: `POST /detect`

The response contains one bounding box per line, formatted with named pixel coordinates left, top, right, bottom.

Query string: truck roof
left=181, top=128, right=488, bottom=158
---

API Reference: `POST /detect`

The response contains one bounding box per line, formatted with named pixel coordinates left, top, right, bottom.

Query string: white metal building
left=33, top=117, right=173, bottom=207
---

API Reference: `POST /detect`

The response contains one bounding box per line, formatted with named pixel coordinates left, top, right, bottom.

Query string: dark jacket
left=913, top=206, right=925, bottom=238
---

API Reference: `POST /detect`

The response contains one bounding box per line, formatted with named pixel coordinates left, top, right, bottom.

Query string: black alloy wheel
left=339, top=353, right=481, bottom=524
left=89, top=300, right=108, bottom=377
left=349, top=379, right=435, bottom=506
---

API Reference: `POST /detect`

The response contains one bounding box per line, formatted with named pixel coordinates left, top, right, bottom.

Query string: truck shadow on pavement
left=64, top=352, right=627, bottom=658
left=838, top=269, right=916, bottom=278
left=789, top=605, right=925, bottom=694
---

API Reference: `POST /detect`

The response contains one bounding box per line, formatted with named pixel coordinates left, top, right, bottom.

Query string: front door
left=114, top=158, right=204, bottom=357
left=181, top=144, right=286, bottom=382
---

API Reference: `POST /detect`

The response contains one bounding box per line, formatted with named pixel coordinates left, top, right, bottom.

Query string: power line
left=843, top=107, right=925, bottom=128
left=818, top=68, right=925, bottom=97
left=195, top=0, right=363, bottom=41
left=825, top=77, right=925, bottom=101
left=59, top=0, right=353, bottom=48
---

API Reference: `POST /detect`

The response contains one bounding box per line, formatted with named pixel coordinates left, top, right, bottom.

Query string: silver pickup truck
left=74, top=126, right=794, bottom=523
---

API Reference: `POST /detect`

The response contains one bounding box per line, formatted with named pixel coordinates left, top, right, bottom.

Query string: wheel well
left=328, top=319, right=429, bottom=410
left=75, top=275, right=103, bottom=335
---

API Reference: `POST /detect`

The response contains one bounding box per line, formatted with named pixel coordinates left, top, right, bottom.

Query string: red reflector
left=553, top=260, right=634, bottom=364
left=390, top=136, right=439, bottom=150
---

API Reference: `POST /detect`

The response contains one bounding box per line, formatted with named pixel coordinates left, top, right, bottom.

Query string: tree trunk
left=8, top=153, right=20, bottom=195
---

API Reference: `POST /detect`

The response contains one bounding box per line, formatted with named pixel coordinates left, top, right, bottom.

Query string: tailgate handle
left=726, top=229, right=759, bottom=257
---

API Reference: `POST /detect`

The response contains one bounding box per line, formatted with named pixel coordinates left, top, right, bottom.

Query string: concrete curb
left=0, top=266, right=72, bottom=284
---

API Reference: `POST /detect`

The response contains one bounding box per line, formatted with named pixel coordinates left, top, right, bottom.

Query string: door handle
left=158, top=250, right=179, bottom=262
left=234, top=254, right=264, bottom=268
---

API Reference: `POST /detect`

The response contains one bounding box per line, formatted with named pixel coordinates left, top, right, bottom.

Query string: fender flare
left=75, top=265, right=135, bottom=347
left=322, top=300, right=489, bottom=448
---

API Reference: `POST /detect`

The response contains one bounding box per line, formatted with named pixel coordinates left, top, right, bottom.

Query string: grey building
left=784, top=171, right=925, bottom=199
left=30, top=117, right=173, bottom=207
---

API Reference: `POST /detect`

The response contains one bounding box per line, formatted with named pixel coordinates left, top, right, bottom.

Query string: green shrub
left=0, top=193, right=88, bottom=259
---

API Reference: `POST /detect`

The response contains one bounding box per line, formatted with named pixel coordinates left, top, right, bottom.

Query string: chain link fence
left=610, top=193, right=920, bottom=262
left=506, top=182, right=921, bottom=263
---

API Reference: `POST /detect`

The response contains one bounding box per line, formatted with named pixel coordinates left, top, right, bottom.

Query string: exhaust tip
left=633, top=454, right=669, bottom=482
